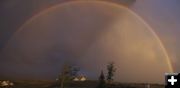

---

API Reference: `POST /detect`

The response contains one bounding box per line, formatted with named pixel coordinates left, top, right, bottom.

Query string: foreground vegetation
left=6, top=80, right=164, bottom=88
left=1, top=62, right=164, bottom=88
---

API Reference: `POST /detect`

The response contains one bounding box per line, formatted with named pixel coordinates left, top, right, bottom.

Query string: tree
left=59, top=64, right=71, bottom=88
left=97, top=70, right=106, bottom=88
left=106, top=62, right=116, bottom=83
left=70, top=66, right=80, bottom=78
left=59, top=65, right=80, bottom=88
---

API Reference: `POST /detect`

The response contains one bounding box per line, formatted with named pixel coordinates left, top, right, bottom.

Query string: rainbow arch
left=4, top=0, right=174, bottom=72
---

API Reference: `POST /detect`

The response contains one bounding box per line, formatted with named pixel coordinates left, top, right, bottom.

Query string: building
left=73, top=77, right=79, bottom=81
left=73, top=75, right=87, bottom=81
left=0, top=80, right=14, bottom=87
left=79, top=76, right=86, bottom=81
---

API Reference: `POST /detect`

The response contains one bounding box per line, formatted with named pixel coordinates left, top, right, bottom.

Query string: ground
left=5, top=80, right=164, bottom=88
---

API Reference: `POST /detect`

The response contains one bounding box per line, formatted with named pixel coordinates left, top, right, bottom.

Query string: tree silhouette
left=70, top=66, right=80, bottom=78
left=59, top=64, right=80, bottom=88
left=97, top=70, right=106, bottom=88
left=106, top=62, right=116, bottom=83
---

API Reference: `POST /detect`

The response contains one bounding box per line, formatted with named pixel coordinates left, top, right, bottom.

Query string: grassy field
left=3, top=80, right=164, bottom=88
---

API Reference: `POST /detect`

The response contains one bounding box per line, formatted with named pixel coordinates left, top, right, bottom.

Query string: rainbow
left=4, top=1, right=174, bottom=72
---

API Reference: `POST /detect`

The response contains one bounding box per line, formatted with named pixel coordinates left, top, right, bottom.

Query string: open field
left=1, top=80, right=164, bottom=88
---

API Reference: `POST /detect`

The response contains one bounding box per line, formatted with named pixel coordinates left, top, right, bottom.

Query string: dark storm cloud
left=0, top=0, right=123, bottom=80
left=0, top=0, right=179, bottom=84
left=0, top=0, right=135, bottom=80
left=107, top=0, right=136, bottom=6
left=0, top=0, right=135, bottom=50
left=0, top=0, right=68, bottom=50
left=132, top=0, right=180, bottom=72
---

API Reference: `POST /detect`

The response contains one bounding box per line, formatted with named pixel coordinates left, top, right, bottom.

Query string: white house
left=9, top=82, right=14, bottom=86
left=0, top=80, right=14, bottom=87
left=73, top=77, right=79, bottom=81
left=79, top=76, right=86, bottom=81
left=73, top=75, right=87, bottom=81
left=1, top=81, right=9, bottom=87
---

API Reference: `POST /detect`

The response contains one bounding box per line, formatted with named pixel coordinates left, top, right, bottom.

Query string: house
left=9, top=82, right=14, bottom=86
left=79, top=76, right=86, bottom=81
left=56, top=78, right=59, bottom=81
left=1, top=81, right=9, bottom=86
left=73, top=75, right=87, bottom=81
left=73, top=77, right=79, bottom=81
left=0, top=80, right=14, bottom=87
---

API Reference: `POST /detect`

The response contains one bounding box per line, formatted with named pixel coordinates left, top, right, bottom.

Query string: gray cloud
left=0, top=0, right=179, bottom=84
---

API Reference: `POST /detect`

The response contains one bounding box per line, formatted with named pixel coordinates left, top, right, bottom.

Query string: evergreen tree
left=97, top=70, right=106, bottom=88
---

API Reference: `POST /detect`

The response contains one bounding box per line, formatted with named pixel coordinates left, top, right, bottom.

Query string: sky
left=0, top=0, right=179, bottom=83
